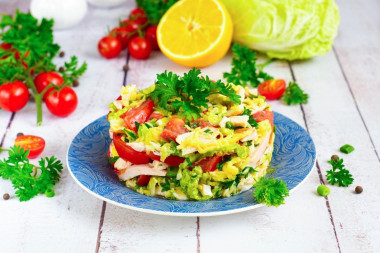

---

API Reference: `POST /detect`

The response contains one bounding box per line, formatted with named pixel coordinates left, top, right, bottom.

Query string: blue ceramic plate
left=67, top=112, right=316, bottom=216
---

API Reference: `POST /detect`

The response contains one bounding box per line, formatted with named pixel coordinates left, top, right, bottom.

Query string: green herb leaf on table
left=0, top=146, right=63, bottom=201
left=136, top=0, right=178, bottom=25
left=150, top=68, right=240, bottom=121
left=253, top=177, right=289, bottom=207
left=282, top=81, right=309, bottom=105
left=326, top=157, right=354, bottom=187
left=223, top=43, right=273, bottom=88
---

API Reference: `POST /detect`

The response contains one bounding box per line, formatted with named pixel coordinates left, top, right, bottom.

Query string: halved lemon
left=157, top=0, right=233, bottom=68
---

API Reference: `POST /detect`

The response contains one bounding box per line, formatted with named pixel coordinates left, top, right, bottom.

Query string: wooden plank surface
left=334, top=0, right=380, bottom=158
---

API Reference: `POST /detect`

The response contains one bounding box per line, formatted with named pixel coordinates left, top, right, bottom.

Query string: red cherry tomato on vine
left=34, top=72, right=64, bottom=100
left=130, top=8, right=148, bottom=25
left=15, top=135, right=45, bottom=159
left=128, top=37, right=152, bottom=60
left=258, top=79, right=286, bottom=100
left=110, top=27, right=134, bottom=50
left=45, top=86, right=78, bottom=117
left=146, top=26, right=159, bottom=50
left=98, top=36, right=122, bottom=59
left=113, top=135, right=150, bottom=164
left=0, top=81, right=29, bottom=112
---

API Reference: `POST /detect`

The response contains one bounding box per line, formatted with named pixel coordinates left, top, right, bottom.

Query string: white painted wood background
left=1, top=0, right=379, bottom=252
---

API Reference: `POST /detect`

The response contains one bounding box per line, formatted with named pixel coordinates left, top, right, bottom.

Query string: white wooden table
left=1, top=1, right=379, bottom=252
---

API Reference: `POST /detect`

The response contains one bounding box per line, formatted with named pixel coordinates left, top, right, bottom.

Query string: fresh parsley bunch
left=0, top=146, right=63, bottom=201
left=326, top=157, right=354, bottom=187
left=223, top=43, right=273, bottom=88
left=253, top=177, right=289, bottom=207
left=282, top=82, right=309, bottom=105
left=136, top=0, right=178, bottom=25
left=150, top=68, right=241, bottom=121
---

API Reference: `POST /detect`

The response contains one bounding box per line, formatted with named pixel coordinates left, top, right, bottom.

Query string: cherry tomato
left=128, top=37, right=152, bottom=60
left=146, top=26, right=159, bottom=50
left=148, top=152, right=185, bottom=167
left=34, top=72, right=64, bottom=100
left=122, top=100, right=155, bottom=132
left=0, top=81, right=29, bottom=112
left=161, top=117, right=188, bottom=142
left=252, top=110, right=274, bottom=127
left=149, top=111, right=164, bottom=120
left=258, top=79, right=286, bottom=100
left=137, top=175, right=151, bottom=186
left=45, top=86, right=78, bottom=117
left=113, top=135, right=150, bottom=164
left=15, top=135, right=45, bottom=159
left=98, top=36, right=122, bottom=59
left=110, top=27, right=135, bottom=50
left=130, top=8, right=148, bottom=24
left=195, top=156, right=222, bottom=172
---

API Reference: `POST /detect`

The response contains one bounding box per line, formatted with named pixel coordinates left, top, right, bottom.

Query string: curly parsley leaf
left=326, top=157, right=354, bottom=187
left=0, top=146, right=63, bottom=201
left=136, top=0, right=178, bottom=25
left=242, top=107, right=258, bottom=128
left=223, top=43, right=273, bottom=88
left=282, top=82, right=309, bottom=105
left=150, top=68, right=240, bottom=121
left=253, top=177, right=289, bottom=207
left=60, top=56, right=87, bottom=86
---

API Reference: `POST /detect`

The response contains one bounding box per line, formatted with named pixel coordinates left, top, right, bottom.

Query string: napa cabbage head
left=221, top=0, right=340, bottom=60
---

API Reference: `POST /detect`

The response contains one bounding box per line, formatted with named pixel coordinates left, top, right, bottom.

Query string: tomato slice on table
left=148, top=152, right=185, bottom=167
left=113, top=135, right=150, bottom=164
left=252, top=111, right=274, bottom=127
left=161, top=117, right=189, bottom=142
left=15, top=135, right=45, bottom=159
left=122, top=99, right=155, bottom=132
left=137, top=175, right=151, bottom=186
left=195, top=156, right=222, bottom=172
left=258, top=79, right=286, bottom=100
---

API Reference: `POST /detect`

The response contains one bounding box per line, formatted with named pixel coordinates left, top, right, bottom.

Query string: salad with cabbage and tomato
left=107, top=69, right=275, bottom=201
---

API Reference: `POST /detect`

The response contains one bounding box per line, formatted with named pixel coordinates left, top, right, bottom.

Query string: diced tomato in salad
left=137, top=175, right=151, bottom=186
left=113, top=135, right=150, bottom=164
left=253, top=110, right=274, bottom=127
left=122, top=99, right=155, bottom=131
left=195, top=156, right=222, bottom=172
left=148, top=151, right=185, bottom=167
left=161, top=117, right=189, bottom=142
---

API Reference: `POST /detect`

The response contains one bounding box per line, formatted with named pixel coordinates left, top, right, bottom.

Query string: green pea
left=45, top=188, right=55, bottom=198
left=340, top=144, right=354, bottom=154
left=317, top=185, right=330, bottom=197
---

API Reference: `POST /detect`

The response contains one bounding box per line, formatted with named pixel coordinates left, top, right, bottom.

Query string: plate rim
left=67, top=112, right=316, bottom=217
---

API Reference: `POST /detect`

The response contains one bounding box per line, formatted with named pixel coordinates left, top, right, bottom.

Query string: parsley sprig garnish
left=0, top=146, right=63, bottom=201
left=282, top=82, right=309, bottom=105
left=0, top=11, right=87, bottom=125
left=253, top=177, right=289, bottom=207
left=150, top=68, right=240, bottom=121
left=136, top=0, right=178, bottom=25
left=326, top=157, right=354, bottom=187
left=223, top=43, right=273, bottom=88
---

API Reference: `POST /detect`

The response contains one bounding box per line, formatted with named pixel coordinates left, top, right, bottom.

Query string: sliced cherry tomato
left=130, top=8, right=148, bottom=25
left=258, top=79, right=286, bottom=100
left=110, top=27, right=134, bottom=50
left=149, top=111, right=164, bottom=120
left=193, top=119, right=214, bottom=128
left=0, top=81, right=29, bottom=112
left=137, top=175, right=151, bottom=186
left=146, top=26, right=159, bottom=50
left=122, top=99, right=155, bottom=132
left=195, top=156, right=222, bottom=172
left=161, top=117, right=189, bottom=142
left=128, top=37, right=152, bottom=60
left=98, top=36, right=122, bottom=59
left=148, top=152, right=185, bottom=167
left=15, top=135, right=45, bottom=159
left=34, top=72, right=64, bottom=100
left=252, top=110, right=274, bottom=127
left=113, top=135, right=150, bottom=164
left=45, top=86, right=78, bottom=117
